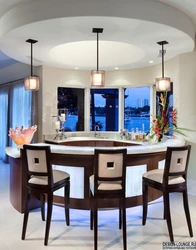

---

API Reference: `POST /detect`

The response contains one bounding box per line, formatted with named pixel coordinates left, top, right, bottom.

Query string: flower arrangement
left=8, top=125, right=37, bottom=146
left=147, top=92, right=193, bottom=142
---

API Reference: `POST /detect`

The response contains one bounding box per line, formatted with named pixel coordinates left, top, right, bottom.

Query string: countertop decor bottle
left=135, top=128, right=139, bottom=140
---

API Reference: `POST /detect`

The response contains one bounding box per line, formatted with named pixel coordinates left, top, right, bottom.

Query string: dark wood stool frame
left=90, top=148, right=127, bottom=250
left=21, top=144, right=70, bottom=246
left=142, top=145, right=193, bottom=242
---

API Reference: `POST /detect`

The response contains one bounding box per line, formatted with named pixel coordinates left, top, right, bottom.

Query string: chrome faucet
left=94, top=125, right=99, bottom=137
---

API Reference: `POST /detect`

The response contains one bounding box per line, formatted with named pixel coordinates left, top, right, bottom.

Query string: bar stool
left=21, top=144, right=70, bottom=245
left=142, top=145, right=193, bottom=241
left=89, top=148, right=127, bottom=250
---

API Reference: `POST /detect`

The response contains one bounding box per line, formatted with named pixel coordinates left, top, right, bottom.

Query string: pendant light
left=155, top=40, right=171, bottom=92
left=24, top=39, right=39, bottom=91
left=90, top=28, right=105, bottom=87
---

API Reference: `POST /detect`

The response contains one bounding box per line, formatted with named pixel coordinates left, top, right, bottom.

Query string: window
left=57, top=87, right=84, bottom=131
left=57, top=86, right=151, bottom=133
left=90, top=89, right=119, bottom=131
left=124, top=87, right=150, bottom=133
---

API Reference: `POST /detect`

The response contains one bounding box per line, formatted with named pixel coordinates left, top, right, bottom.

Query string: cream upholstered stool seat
left=21, top=144, right=70, bottom=246
left=89, top=175, right=122, bottom=192
left=143, top=169, right=186, bottom=185
left=29, top=170, right=69, bottom=185
left=89, top=148, right=127, bottom=250
left=142, top=145, right=193, bottom=242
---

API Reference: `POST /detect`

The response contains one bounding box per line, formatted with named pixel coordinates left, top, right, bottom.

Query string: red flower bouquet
left=148, top=92, right=192, bottom=142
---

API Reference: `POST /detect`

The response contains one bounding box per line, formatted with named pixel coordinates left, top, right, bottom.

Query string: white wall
left=0, top=61, right=41, bottom=85
left=0, top=62, right=30, bottom=84
left=41, top=67, right=89, bottom=136
left=177, top=51, right=196, bottom=183
left=0, top=51, right=195, bottom=191
left=40, top=55, right=180, bottom=135
left=39, top=51, right=196, bottom=191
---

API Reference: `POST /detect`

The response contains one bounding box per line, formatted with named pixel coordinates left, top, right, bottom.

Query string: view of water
left=59, top=86, right=151, bottom=133
left=65, top=115, right=78, bottom=131
left=124, top=117, right=150, bottom=132
left=65, top=115, right=150, bottom=133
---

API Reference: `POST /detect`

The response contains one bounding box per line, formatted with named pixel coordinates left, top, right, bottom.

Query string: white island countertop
left=5, top=136, right=185, bottom=159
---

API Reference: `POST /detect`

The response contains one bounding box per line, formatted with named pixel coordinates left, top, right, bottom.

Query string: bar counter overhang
left=5, top=137, right=185, bottom=213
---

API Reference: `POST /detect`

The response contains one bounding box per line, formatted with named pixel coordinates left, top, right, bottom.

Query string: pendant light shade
left=90, top=28, right=105, bottom=87
left=155, top=77, right=170, bottom=92
left=155, top=41, right=171, bottom=92
left=90, top=70, right=105, bottom=87
left=24, top=39, right=39, bottom=91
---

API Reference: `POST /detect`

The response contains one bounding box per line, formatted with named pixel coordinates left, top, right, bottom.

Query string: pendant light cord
left=31, top=42, right=33, bottom=76
left=97, top=32, right=99, bottom=71
left=162, top=43, right=164, bottom=78
left=26, top=39, right=38, bottom=77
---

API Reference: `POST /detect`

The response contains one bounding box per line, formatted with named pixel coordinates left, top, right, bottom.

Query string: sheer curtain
left=10, top=81, right=32, bottom=147
left=0, top=87, right=8, bottom=161
left=0, top=79, right=32, bottom=161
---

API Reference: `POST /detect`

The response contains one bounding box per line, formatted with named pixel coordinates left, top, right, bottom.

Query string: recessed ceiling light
left=149, top=61, right=154, bottom=64
left=115, top=67, right=119, bottom=70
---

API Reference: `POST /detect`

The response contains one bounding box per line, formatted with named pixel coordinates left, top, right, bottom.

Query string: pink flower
left=171, top=109, right=177, bottom=124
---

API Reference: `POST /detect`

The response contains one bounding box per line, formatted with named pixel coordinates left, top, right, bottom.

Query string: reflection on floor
left=0, top=161, right=196, bottom=250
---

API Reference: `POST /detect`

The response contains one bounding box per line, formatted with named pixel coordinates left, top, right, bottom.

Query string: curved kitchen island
left=6, top=136, right=185, bottom=213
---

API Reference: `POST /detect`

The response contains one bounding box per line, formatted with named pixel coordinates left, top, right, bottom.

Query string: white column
left=85, top=87, right=90, bottom=131
left=150, top=84, right=156, bottom=123
left=119, top=87, right=124, bottom=131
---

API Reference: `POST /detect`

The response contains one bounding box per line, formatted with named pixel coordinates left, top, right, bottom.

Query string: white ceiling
left=0, top=0, right=195, bottom=71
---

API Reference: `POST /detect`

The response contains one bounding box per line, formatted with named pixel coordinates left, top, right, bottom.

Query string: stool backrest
left=22, top=144, right=53, bottom=187
left=93, top=148, right=127, bottom=194
left=163, top=145, right=191, bottom=187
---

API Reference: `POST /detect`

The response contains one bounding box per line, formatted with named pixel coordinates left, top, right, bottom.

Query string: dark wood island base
left=8, top=146, right=165, bottom=213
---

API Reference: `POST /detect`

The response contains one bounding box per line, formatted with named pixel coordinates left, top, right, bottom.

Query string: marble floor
left=0, top=161, right=196, bottom=250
